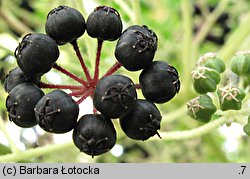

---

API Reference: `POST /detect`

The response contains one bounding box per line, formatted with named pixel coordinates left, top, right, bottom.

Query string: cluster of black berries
left=4, top=5, right=180, bottom=158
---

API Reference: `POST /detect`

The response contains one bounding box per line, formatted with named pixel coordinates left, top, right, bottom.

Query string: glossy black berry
left=4, top=67, right=41, bottom=93
left=45, top=5, right=86, bottom=45
left=34, top=90, right=79, bottom=133
left=15, top=33, right=59, bottom=76
left=93, top=74, right=137, bottom=119
left=86, top=6, right=122, bottom=41
left=6, top=83, right=44, bottom=128
left=73, top=114, right=116, bottom=157
left=115, top=25, right=158, bottom=71
left=119, top=99, right=162, bottom=141
left=139, top=61, right=180, bottom=103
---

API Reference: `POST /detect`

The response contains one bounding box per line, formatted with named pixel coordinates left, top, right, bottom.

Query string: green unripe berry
left=243, top=124, right=250, bottom=136
left=243, top=76, right=250, bottom=88
left=231, top=51, right=250, bottom=76
left=198, top=52, right=226, bottom=73
left=192, top=66, right=220, bottom=94
left=187, top=95, right=217, bottom=123
left=243, top=116, right=250, bottom=136
left=217, top=83, right=245, bottom=111
left=204, top=59, right=225, bottom=74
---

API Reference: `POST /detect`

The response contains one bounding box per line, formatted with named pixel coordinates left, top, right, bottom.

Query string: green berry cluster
left=230, top=51, right=250, bottom=134
left=187, top=52, right=248, bottom=131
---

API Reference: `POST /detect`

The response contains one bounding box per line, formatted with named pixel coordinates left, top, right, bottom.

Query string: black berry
left=73, top=114, right=116, bottom=157
left=119, top=99, right=162, bottom=141
left=115, top=25, right=158, bottom=71
left=45, top=5, right=86, bottom=45
left=86, top=6, right=122, bottom=41
left=139, top=61, right=180, bottom=103
left=93, top=74, right=137, bottom=119
left=34, top=90, right=79, bottom=133
left=4, top=67, right=41, bottom=93
left=6, top=83, right=44, bottom=128
left=15, top=33, right=59, bottom=76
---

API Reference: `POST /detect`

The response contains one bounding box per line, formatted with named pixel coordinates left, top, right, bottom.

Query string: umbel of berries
left=3, top=4, right=182, bottom=158
left=35, top=90, right=79, bottom=133
left=119, top=99, right=162, bottom=141
left=115, top=25, right=158, bottom=71
left=4, top=67, right=41, bottom=93
left=15, top=33, right=59, bottom=76
left=73, top=114, right=116, bottom=157
left=45, top=5, right=86, bottom=45
left=87, top=6, right=122, bottom=41
left=6, top=83, right=44, bottom=128
left=187, top=95, right=216, bottom=123
left=139, top=61, right=180, bottom=103
left=93, top=74, right=137, bottom=119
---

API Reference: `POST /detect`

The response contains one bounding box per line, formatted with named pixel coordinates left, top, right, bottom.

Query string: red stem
left=93, top=108, right=98, bottom=114
left=135, top=84, right=141, bottom=89
left=93, top=39, right=103, bottom=83
left=39, top=82, right=83, bottom=90
left=103, top=62, right=122, bottom=77
left=77, top=91, right=91, bottom=104
left=71, top=40, right=92, bottom=82
left=53, top=63, right=88, bottom=86
left=69, top=89, right=86, bottom=97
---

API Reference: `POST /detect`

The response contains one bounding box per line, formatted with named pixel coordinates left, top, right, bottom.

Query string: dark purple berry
left=45, top=5, right=86, bottom=45
left=15, top=33, right=59, bottom=76
left=139, top=61, right=180, bottom=103
left=119, top=99, right=162, bottom=141
left=73, top=114, right=116, bottom=158
left=34, top=90, right=79, bottom=134
left=115, top=25, right=158, bottom=71
left=6, top=83, right=44, bottom=128
left=86, top=6, right=122, bottom=41
left=4, top=67, right=41, bottom=93
left=93, top=74, right=137, bottom=119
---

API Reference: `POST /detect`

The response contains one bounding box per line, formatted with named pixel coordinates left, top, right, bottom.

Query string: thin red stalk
left=39, top=82, right=83, bottom=90
left=53, top=63, right=88, bottom=86
left=71, top=40, right=92, bottom=82
left=93, top=39, right=103, bottom=83
left=93, top=108, right=98, bottom=114
left=103, top=62, right=122, bottom=77
left=77, top=91, right=91, bottom=104
left=69, top=90, right=86, bottom=97
left=135, top=84, right=141, bottom=89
